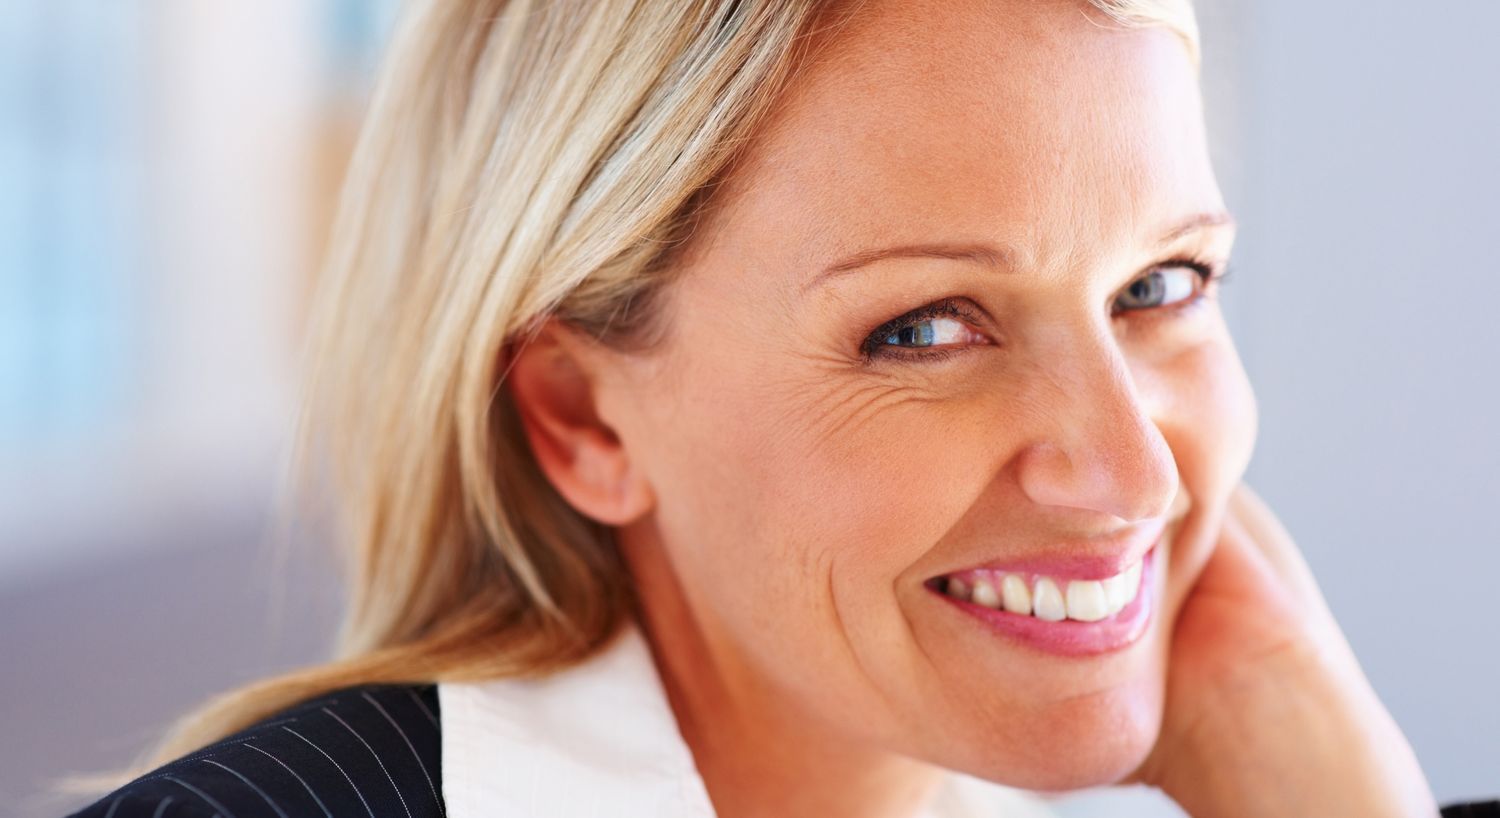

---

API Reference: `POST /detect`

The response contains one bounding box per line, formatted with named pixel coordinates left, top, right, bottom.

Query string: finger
left=1228, top=483, right=1338, bottom=626
left=1160, top=490, right=1229, bottom=622
left=1227, top=482, right=1354, bottom=661
left=1183, top=499, right=1300, bottom=633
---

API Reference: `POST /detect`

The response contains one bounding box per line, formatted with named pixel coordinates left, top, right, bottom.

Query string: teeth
left=1065, top=580, right=1108, bottom=622
left=1101, top=573, right=1131, bottom=610
left=939, top=553, right=1147, bottom=623
left=946, top=576, right=971, bottom=602
left=971, top=578, right=1001, bottom=609
left=1032, top=578, right=1067, bottom=621
left=1001, top=574, right=1032, bottom=615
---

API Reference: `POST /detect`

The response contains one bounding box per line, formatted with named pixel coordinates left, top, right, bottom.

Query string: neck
left=619, top=526, right=946, bottom=818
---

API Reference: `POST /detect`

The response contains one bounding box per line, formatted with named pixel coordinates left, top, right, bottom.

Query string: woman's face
left=591, top=0, right=1256, bottom=790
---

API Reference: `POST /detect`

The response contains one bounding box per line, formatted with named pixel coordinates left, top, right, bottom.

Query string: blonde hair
left=73, top=0, right=1198, bottom=792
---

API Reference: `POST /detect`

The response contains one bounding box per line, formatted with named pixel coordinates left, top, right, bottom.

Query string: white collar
left=438, top=623, right=1059, bottom=818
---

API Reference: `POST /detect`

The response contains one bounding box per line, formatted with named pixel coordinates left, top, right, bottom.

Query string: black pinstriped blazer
left=66, top=684, right=444, bottom=818
left=64, top=681, right=1500, bottom=817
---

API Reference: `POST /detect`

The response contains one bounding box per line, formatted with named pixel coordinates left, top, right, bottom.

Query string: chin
left=943, top=679, right=1165, bottom=792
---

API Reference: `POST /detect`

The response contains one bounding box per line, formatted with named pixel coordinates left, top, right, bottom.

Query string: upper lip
left=934, top=517, right=1169, bottom=582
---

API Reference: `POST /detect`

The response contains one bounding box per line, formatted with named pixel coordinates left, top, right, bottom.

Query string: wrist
left=1154, top=641, right=1438, bottom=818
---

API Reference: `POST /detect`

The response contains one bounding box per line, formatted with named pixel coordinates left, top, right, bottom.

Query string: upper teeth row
left=941, top=560, right=1143, bottom=622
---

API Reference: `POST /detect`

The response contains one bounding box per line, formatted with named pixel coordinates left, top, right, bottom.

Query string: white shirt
left=438, top=623, right=1060, bottom=818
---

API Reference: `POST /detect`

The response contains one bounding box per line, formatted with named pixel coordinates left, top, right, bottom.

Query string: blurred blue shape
left=0, top=0, right=142, bottom=456
left=325, top=0, right=402, bottom=89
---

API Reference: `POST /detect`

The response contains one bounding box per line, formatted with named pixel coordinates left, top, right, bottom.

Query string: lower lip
left=930, top=542, right=1160, bottom=657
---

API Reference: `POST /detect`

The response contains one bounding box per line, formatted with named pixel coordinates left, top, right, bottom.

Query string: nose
left=1014, top=326, right=1179, bottom=524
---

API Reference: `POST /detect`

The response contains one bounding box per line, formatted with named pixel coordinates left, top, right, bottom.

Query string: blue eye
left=880, top=316, right=969, bottom=348
left=860, top=299, right=989, bottom=362
left=1114, top=264, right=1214, bottom=312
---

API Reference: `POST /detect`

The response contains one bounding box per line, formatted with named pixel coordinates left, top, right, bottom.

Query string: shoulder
left=1443, top=800, right=1500, bottom=817
left=66, top=683, right=444, bottom=818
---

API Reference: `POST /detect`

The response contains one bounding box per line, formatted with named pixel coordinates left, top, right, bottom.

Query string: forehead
left=695, top=0, right=1220, bottom=284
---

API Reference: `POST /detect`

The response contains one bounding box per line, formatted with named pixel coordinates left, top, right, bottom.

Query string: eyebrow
left=804, top=210, right=1236, bottom=293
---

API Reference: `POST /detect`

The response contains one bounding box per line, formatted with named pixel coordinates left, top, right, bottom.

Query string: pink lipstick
left=927, top=538, right=1162, bottom=656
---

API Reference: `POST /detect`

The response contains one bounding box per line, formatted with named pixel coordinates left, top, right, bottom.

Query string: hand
left=1130, top=482, right=1439, bottom=817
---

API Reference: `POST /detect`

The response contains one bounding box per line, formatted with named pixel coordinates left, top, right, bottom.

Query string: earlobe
left=502, top=319, right=654, bottom=526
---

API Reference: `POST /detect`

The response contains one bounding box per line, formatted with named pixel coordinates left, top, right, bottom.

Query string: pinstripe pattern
left=66, top=685, right=444, bottom=818
left=200, top=760, right=289, bottom=818
left=359, top=692, right=439, bottom=814
left=162, top=775, right=238, bottom=818
left=241, top=744, right=333, bottom=818
left=281, top=726, right=376, bottom=818
left=320, top=708, right=409, bottom=818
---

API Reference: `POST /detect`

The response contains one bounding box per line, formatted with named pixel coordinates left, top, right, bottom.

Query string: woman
left=64, top=0, right=1492, bottom=815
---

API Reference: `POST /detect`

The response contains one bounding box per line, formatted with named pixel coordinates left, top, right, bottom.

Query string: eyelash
left=858, top=256, right=1234, bottom=364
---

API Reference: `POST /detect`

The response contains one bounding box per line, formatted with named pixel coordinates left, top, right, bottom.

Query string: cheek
left=1148, top=332, right=1258, bottom=610
left=1155, top=336, right=1258, bottom=494
left=641, top=355, right=987, bottom=717
left=657, top=336, right=988, bottom=581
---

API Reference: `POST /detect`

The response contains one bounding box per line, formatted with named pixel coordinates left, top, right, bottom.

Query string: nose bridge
left=1018, top=320, right=1179, bottom=523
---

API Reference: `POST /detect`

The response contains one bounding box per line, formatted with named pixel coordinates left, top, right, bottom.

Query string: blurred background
left=2, top=1, right=1495, bottom=816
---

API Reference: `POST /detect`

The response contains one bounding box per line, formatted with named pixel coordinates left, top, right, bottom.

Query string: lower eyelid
left=868, top=345, right=968, bottom=365
left=1127, top=287, right=1215, bottom=323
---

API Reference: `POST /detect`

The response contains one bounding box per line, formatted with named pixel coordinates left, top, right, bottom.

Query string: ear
left=502, top=317, right=654, bottom=526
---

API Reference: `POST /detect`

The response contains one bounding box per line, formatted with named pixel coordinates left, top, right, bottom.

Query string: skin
left=506, top=0, right=1438, bottom=815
